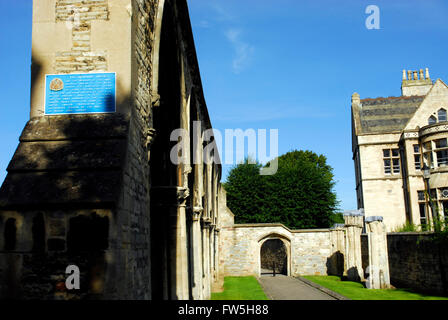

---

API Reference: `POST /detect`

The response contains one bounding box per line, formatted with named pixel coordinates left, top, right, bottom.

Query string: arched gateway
left=258, top=233, right=291, bottom=276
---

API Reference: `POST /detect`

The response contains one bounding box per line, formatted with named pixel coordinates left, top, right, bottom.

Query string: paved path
left=258, top=275, right=337, bottom=300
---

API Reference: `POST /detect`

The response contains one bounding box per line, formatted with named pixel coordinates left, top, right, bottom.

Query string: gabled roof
left=404, top=79, right=448, bottom=131
left=356, top=95, right=424, bottom=134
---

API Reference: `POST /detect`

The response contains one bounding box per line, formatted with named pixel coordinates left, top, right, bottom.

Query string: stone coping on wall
left=365, top=216, right=383, bottom=223
left=231, top=223, right=333, bottom=233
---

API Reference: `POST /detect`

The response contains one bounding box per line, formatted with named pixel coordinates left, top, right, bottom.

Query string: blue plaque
left=45, top=73, right=116, bottom=115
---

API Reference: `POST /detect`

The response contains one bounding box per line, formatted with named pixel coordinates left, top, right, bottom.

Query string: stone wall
left=108, top=0, right=158, bottom=300
left=217, top=187, right=235, bottom=229
left=291, top=230, right=333, bottom=276
left=387, top=233, right=448, bottom=294
left=54, top=0, right=109, bottom=73
left=357, top=142, right=408, bottom=231
left=0, top=209, right=114, bottom=299
left=220, top=224, right=339, bottom=277
left=0, top=113, right=130, bottom=299
left=31, top=0, right=134, bottom=117
left=1, top=0, right=206, bottom=300
left=133, top=0, right=157, bottom=121
left=0, top=0, right=232, bottom=301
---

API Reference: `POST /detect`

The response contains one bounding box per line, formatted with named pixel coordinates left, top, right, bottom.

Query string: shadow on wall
left=346, top=267, right=362, bottom=283
left=326, top=251, right=344, bottom=277
left=0, top=52, right=141, bottom=299
left=30, top=54, right=42, bottom=113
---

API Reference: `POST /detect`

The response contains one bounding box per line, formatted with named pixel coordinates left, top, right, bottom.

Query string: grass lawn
left=211, top=276, right=269, bottom=300
left=303, top=275, right=448, bottom=300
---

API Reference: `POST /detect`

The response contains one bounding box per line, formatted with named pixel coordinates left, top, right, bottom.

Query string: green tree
left=224, top=150, right=340, bottom=229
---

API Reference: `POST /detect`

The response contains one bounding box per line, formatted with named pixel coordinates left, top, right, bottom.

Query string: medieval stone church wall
left=110, top=0, right=159, bottom=299
left=0, top=0, right=163, bottom=300
left=0, top=0, right=227, bottom=300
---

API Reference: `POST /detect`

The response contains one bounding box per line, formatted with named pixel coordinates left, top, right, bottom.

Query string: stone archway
left=258, top=234, right=291, bottom=277
left=149, top=0, right=185, bottom=300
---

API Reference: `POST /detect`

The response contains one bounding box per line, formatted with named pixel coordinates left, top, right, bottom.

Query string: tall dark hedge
left=224, top=150, right=340, bottom=229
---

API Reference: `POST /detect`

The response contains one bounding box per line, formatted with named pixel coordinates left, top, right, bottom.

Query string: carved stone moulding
left=192, top=206, right=203, bottom=221
left=151, top=186, right=190, bottom=207
left=420, top=123, right=448, bottom=137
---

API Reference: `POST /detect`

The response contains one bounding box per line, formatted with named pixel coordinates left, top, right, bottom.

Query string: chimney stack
left=401, top=68, right=433, bottom=97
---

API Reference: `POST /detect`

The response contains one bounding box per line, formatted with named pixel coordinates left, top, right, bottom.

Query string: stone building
left=0, top=0, right=226, bottom=300
left=0, top=0, right=396, bottom=300
left=352, top=69, right=448, bottom=231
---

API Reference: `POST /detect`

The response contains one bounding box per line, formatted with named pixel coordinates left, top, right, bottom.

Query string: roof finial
left=402, top=70, right=407, bottom=80
left=419, top=69, right=424, bottom=80
left=425, top=68, right=430, bottom=80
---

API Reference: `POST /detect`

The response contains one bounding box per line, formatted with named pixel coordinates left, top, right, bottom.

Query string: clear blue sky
left=0, top=0, right=447, bottom=211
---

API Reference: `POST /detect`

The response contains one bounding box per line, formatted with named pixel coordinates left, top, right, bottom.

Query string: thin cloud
left=196, top=20, right=210, bottom=28
left=225, top=29, right=254, bottom=74
left=190, top=1, right=235, bottom=29
left=208, top=1, right=235, bottom=21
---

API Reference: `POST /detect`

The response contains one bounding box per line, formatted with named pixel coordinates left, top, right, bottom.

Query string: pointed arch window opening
left=438, top=108, right=447, bottom=122
left=428, top=115, right=437, bottom=125
left=428, top=109, right=447, bottom=125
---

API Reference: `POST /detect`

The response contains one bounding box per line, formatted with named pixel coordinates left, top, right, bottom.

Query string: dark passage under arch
left=260, top=239, right=287, bottom=276
left=149, top=0, right=183, bottom=300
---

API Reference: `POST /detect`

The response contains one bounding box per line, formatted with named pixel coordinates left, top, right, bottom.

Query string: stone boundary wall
left=387, top=232, right=448, bottom=294
left=292, top=229, right=334, bottom=276
left=220, top=224, right=337, bottom=277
